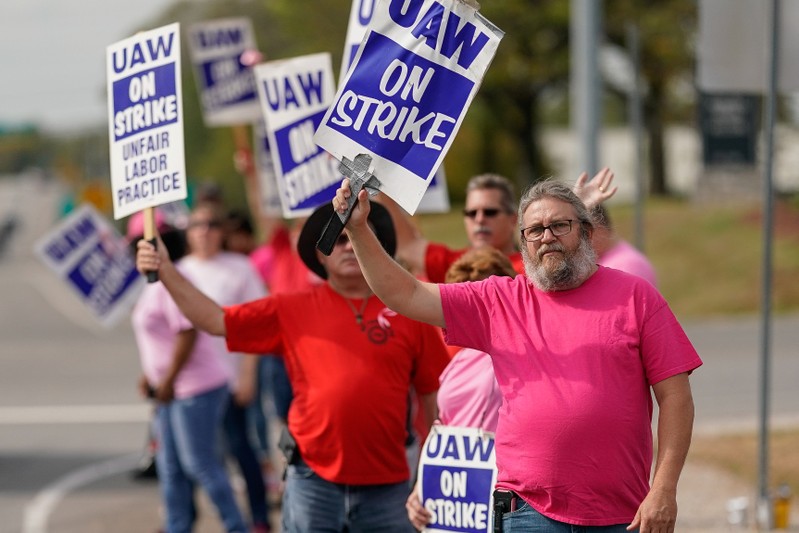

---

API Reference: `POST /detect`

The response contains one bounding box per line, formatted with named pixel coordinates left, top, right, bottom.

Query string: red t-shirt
left=224, top=284, right=450, bottom=485
left=424, top=242, right=525, bottom=283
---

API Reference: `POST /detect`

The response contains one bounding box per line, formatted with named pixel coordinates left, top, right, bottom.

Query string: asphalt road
left=0, top=176, right=797, bottom=532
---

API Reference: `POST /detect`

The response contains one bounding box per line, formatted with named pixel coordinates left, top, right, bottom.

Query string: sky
left=1, top=0, right=172, bottom=133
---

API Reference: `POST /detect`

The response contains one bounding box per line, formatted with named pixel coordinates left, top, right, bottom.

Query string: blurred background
left=1, top=0, right=798, bottom=531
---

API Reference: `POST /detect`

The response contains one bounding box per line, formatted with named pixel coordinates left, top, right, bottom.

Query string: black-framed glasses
left=520, top=220, right=573, bottom=242
left=463, top=207, right=504, bottom=219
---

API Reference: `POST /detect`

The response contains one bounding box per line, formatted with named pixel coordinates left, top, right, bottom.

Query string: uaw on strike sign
left=187, top=18, right=261, bottom=127
left=419, top=425, right=498, bottom=533
left=254, top=53, right=341, bottom=218
left=107, top=23, right=187, bottom=220
left=314, top=0, right=503, bottom=215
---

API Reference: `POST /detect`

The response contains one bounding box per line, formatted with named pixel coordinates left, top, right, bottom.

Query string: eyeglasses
left=463, top=207, right=504, bottom=219
left=188, top=219, right=222, bottom=230
left=520, top=220, right=574, bottom=242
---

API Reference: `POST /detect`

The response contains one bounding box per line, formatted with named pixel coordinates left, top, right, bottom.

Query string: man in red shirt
left=136, top=202, right=449, bottom=533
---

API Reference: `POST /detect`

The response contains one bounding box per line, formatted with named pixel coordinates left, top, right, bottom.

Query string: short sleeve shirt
left=224, top=284, right=450, bottom=485
left=438, top=267, right=702, bottom=525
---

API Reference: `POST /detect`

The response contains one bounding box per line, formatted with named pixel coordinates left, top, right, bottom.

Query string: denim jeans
left=156, top=385, right=247, bottom=533
left=246, top=356, right=271, bottom=458
left=223, top=392, right=268, bottom=526
left=501, top=500, right=638, bottom=533
left=282, top=458, right=413, bottom=532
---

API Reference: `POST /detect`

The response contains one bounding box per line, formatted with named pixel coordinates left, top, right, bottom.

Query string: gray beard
left=525, top=236, right=597, bottom=291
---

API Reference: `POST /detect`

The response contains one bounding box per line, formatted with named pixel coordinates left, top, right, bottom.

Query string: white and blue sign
left=315, top=0, right=503, bottom=215
left=107, top=23, right=187, bottom=220
left=419, top=426, right=497, bottom=533
left=254, top=53, right=341, bottom=218
left=188, top=18, right=261, bottom=126
left=34, top=205, right=144, bottom=327
left=339, top=0, right=379, bottom=86
left=339, top=0, right=451, bottom=214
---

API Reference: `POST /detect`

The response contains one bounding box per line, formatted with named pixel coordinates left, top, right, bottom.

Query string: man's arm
left=136, top=238, right=226, bottom=336
left=628, top=372, right=694, bottom=533
left=333, top=181, right=445, bottom=328
left=375, top=193, right=429, bottom=276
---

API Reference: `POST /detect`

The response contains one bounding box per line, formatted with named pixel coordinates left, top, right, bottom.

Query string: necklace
left=344, top=296, right=370, bottom=326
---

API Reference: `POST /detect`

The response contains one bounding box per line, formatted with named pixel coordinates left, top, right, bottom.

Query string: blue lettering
left=146, top=33, right=175, bottom=62
left=462, top=435, right=494, bottom=462
left=112, top=32, right=176, bottom=74
left=441, top=435, right=459, bottom=460
left=358, top=0, right=377, bottom=26
left=282, top=77, right=299, bottom=109
left=128, top=43, right=146, bottom=70
left=411, top=2, right=444, bottom=49
left=388, top=0, right=423, bottom=27
left=440, top=11, right=489, bottom=69
left=298, top=70, right=324, bottom=106
left=198, top=28, right=242, bottom=48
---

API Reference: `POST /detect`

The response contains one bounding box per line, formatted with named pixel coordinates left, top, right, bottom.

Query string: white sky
left=1, top=0, right=172, bottom=133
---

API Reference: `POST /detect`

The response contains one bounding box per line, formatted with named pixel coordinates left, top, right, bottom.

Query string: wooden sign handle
left=142, top=207, right=158, bottom=283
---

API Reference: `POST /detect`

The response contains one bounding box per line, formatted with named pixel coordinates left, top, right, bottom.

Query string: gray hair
left=518, top=179, right=594, bottom=238
left=466, top=174, right=516, bottom=214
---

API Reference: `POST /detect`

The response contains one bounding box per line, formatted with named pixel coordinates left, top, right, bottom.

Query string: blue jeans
left=156, top=385, right=247, bottom=533
left=282, top=458, right=413, bottom=532
left=223, top=392, right=268, bottom=526
left=501, top=500, right=637, bottom=533
left=246, top=356, right=272, bottom=459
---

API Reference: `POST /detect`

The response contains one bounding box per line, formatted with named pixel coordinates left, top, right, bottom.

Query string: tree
left=603, top=0, right=697, bottom=196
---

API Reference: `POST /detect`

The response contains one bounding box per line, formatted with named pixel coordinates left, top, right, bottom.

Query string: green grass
left=415, top=197, right=799, bottom=318
left=690, top=429, right=799, bottom=502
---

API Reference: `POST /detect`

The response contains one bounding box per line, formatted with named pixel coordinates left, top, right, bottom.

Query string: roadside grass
left=416, top=196, right=799, bottom=497
left=690, top=429, right=799, bottom=497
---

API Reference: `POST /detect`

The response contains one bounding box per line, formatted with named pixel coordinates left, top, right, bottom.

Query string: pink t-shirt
left=599, top=240, right=658, bottom=287
left=439, top=267, right=702, bottom=526
left=179, top=252, right=267, bottom=387
left=131, top=269, right=229, bottom=399
left=437, top=348, right=501, bottom=432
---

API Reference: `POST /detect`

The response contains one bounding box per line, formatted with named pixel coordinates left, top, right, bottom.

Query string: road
left=0, top=176, right=797, bottom=532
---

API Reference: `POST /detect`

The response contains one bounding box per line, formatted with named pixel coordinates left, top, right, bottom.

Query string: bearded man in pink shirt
left=333, top=178, right=702, bottom=533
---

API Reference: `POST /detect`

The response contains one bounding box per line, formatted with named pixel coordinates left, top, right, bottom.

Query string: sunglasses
left=463, top=208, right=504, bottom=219
left=188, top=219, right=222, bottom=230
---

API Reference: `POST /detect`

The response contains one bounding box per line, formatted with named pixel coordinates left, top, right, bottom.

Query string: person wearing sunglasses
left=136, top=201, right=450, bottom=532
left=381, top=169, right=617, bottom=283
left=333, top=178, right=702, bottom=533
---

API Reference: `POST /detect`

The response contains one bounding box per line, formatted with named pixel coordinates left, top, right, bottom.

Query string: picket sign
left=315, top=0, right=503, bottom=216
left=33, top=204, right=143, bottom=327
left=254, top=53, right=342, bottom=218
left=107, top=23, right=187, bottom=282
left=418, top=425, right=498, bottom=533
left=338, top=0, right=452, bottom=213
left=187, top=17, right=261, bottom=127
